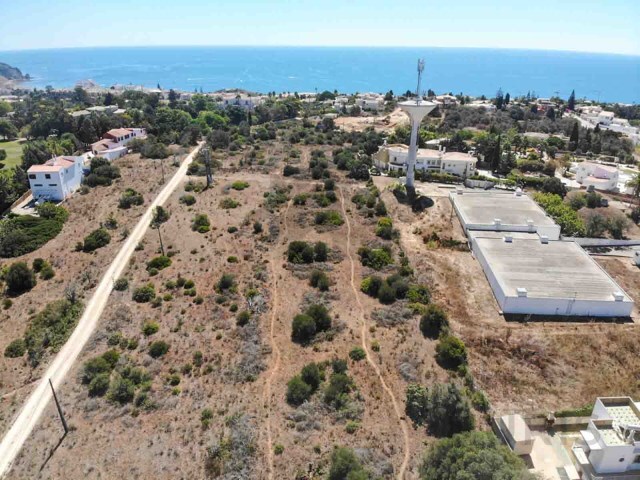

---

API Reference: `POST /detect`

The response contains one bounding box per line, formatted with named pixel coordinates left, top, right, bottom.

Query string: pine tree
left=504, top=93, right=510, bottom=105
left=568, top=90, right=576, bottom=111
left=495, top=88, right=504, bottom=110
left=569, top=122, right=579, bottom=151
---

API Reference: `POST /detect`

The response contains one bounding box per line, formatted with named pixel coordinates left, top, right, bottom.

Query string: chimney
left=515, top=188, right=523, bottom=197
left=456, top=187, right=464, bottom=195
left=540, top=235, right=549, bottom=244
left=516, top=288, right=528, bottom=298
left=503, top=235, right=513, bottom=243
left=494, top=218, right=502, bottom=228
left=613, top=291, right=624, bottom=302
left=526, top=219, right=535, bottom=231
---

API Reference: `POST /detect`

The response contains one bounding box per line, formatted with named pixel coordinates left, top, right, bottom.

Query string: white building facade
left=374, top=144, right=477, bottom=178
left=91, top=127, right=146, bottom=161
left=27, top=156, right=85, bottom=201
left=574, top=162, right=619, bottom=191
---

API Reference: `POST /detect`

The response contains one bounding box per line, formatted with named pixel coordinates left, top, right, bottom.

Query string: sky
left=1, top=0, right=639, bottom=55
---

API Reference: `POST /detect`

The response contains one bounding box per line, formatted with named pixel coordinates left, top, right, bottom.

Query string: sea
left=1, top=46, right=639, bottom=103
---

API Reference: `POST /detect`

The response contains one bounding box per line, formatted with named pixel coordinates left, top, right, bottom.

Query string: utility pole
left=156, top=225, right=165, bottom=256
left=159, top=157, right=166, bottom=183
left=49, top=379, right=68, bottom=434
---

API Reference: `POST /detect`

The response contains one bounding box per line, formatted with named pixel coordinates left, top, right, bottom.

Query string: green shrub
left=192, top=213, right=211, bottom=233
left=407, top=284, right=430, bottom=304
left=253, top=221, right=263, bottom=234
left=357, top=246, right=392, bottom=270
left=147, top=256, right=172, bottom=272
left=132, top=283, right=156, bottom=303
left=360, top=275, right=383, bottom=297
left=349, top=347, right=366, bottom=361
left=419, top=305, right=449, bottom=339
left=533, top=192, right=585, bottom=236
left=324, top=372, right=354, bottom=409
left=108, top=376, right=136, bottom=404
left=113, top=277, right=129, bottom=291
left=287, top=241, right=315, bottom=264
left=293, top=193, right=308, bottom=205
left=305, top=304, right=332, bottom=332
left=179, top=194, right=196, bottom=205
left=118, top=188, right=144, bottom=209
left=377, top=282, right=397, bottom=304
left=142, top=321, right=160, bottom=336
left=291, top=314, right=316, bottom=344
left=220, top=197, right=240, bottom=209
left=436, top=335, right=467, bottom=369
left=300, top=363, right=324, bottom=391
left=231, top=181, right=249, bottom=190
left=328, top=447, right=369, bottom=480
left=274, top=444, right=284, bottom=455
left=201, top=408, right=214, bottom=427
left=236, top=310, right=251, bottom=326
left=148, top=340, right=169, bottom=358
left=286, top=375, right=313, bottom=405
left=39, top=263, right=55, bottom=280
left=406, top=382, right=474, bottom=437
left=315, top=210, right=344, bottom=226
left=314, top=241, right=329, bottom=261
left=345, top=421, right=360, bottom=434
left=88, top=373, right=111, bottom=397
left=4, top=338, right=26, bottom=358
left=82, top=228, right=111, bottom=252
left=283, top=165, right=300, bottom=176
left=5, top=262, right=36, bottom=295
left=309, top=270, right=330, bottom=291
left=32, top=258, right=45, bottom=272
left=0, top=209, right=68, bottom=258
left=227, top=226, right=238, bottom=233
left=375, top=217, right=396, bottom=239
left=217, top=273, right=235, bottom=291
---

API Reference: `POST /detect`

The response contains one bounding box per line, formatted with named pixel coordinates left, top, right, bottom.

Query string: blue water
left=1, top=46, right=639, bottom=103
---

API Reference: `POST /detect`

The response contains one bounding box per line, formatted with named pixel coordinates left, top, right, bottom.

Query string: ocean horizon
left=1, top=46, right=639, bottom=103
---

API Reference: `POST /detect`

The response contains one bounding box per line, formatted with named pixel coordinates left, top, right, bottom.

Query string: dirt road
left=0, top=143, right=203, bottom=478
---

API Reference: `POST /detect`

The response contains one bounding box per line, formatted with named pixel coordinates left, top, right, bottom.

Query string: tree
left=419, top=305, right=449, bottom=339
left=420, top=431, right=533, bottom=480
left=436, top=335, right=467, bottom=369
left=291, top=314, right=316, bottom=344
left=567, top=89, right=576, bottom=111
left=406, top=382, right=474, bottom=437
left=569, top=122, right=579, bottom=151
left=6, top=262, right=36, bottom=295
left=286, top=375, right=312, bottom=406
left=0, top=119, right=18, bottom=140
left=626, top=173, right=640, bottom=206
left=328, top=447, right=370, bottom=480
left=495, top=88, right=504, bottom=110
left=504, top=92, right=510, bottom=105
left=0, top=149, right=6, bottom=162
left=541, top=177, right=566, bottom=197
left=546, top=107, right=556, bottom=120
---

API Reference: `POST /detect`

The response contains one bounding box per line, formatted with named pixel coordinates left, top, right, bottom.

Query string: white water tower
left=399, top=59, right=437, bottom=189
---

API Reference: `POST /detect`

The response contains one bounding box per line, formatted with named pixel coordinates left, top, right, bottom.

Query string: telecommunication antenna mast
left=416, top=59, right=425, bottom=104
left=203, top=147, right=213, bottom=188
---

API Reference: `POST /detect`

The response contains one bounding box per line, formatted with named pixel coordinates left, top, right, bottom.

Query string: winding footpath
left=262, top=197, right=292, bottom=480
left=0, top=143, right=203, bottom=478
left=338, top=186, right=411, bottom=479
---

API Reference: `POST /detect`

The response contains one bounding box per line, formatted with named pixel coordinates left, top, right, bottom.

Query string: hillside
left=0, top=62, right=29, bottom=83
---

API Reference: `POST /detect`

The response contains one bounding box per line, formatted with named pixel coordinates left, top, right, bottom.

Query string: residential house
left=572, top=397, right=640, bottom=479
left=373, top=144, right=477, bottom=178
left=574, top=162, right=619, bottom=191
left=354, top=93, right=384, bottom=112
left=217, top=93, right=263, bottom=110
left=90, top=127, right=146, bottom=161
left=27, top=156, right=85, bottom=201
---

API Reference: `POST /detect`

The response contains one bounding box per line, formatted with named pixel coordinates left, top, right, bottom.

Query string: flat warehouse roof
left=469, top=232, right=632, bottom=302
left=450, top=191, right=557, bottom=229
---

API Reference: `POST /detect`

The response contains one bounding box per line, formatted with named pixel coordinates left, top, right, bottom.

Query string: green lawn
left=0, top=139, right=23, bottom=171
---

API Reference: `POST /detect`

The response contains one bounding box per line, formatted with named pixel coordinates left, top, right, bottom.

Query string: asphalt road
left=0, top=142, right=203, bottom=478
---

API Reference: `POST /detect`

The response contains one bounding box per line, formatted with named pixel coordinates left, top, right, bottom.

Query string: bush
left=231, top=181, right=249, bottom=190
left=375, top=217, right=396, bottom=240
left=113, top=277, right=129, bottom=291
left=236, top=310, right=251, bottom=326
left=324, top=372, right=354, bottom=408
left=419, top=305, right=449, bottom=339
left=192, top=214, right=211, bottom=233
left=82, top=228, right=111, bottom=252
left=534, top=192, right=585, bottom=236
left=324, top=178, right=335, bottom=191
left=4, top=338, right=26, bottom=358
left=300, top=363, right=324, bottom=391
left=217, top=273, right=235, bottom=291
left=32, top=258, right=45, bottom=272
left=314, top=241, right=329, bottom=261
left=147, top=255, right=172, bottom=271
left=39, top=263, right=55, bottom=280
left=357, top=246, right=392, bottom=270
left=305, top=304, right=332, bottom=332
left=406, top=382, right=474, bottom=436
left=180, top=194, right=196, bottom=206
left=360, top=275, right=383, bottom=297
left=293, top=193, right=308, bottom=205
left=420, top=431, right=530, bottom=479
left=328, top=447, right=369, bottom=480
left=286, top=375, right=313, bottom=406
left=148, top=340, right=170, bottom=358
left=283, top=165, right=300, bottom=176
left=291, top=314, right=316, bottom=344
left=287, top=241, right=315, bottom=264
left=5, top=262, right=36, bottom=295
left=118, top=188, right=144, bottom=209
left=377, top=282, right=397, bottom=304
left=0, top=209, right=68, bottom=258
left=253, top=221, right=263, bottom=234
left=108, top=376, right=136, bottom=404
left=132, top=283, right=156, bottom=303
left=435, top=335, right=467, bottom=369
left=309, top=270, right=330, bottom=291
left=349, top=347, right=366, bottom=361
left=220, top=197, right=240, bottom=209
left=88, top=373, right=111, bottom=397
left=201, top=408, right=214, bottom=427
left=142, top=321, right=160, bottom=336
left=407, top=284, right=430, bottom=304
left=315, top=210, right=344, bottom=226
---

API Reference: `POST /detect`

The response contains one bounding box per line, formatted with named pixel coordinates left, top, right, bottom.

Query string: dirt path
left=338, top=186, right=411, bottom=479
left=262, top=197, right=293, bottom=480
left=0, top=143, right=204, bottom=479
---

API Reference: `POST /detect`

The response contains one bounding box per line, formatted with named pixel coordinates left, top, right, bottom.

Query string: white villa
left=572, top=397, right=640, bottom=479
left=27, top=156, right=85, bottom=202
left=354, top=93, right=385, bottom=112
left=373, top=144, right=477, bottom=178
left=91, top=127, right=146, bottom=161
left=216, top=93, right=264, bottom=110
left=574, top=162, right=619, bottom=191
left=578, top=105, right=640, bottom=145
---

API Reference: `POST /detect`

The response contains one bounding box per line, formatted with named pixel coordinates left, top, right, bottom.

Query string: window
left=34, top=184, right=43, bottom=187
left=49, top=184, right=57, bottom=187
left=634, top=455, right=640, bottom=464
left=28, top=174, right=36, bottom=179
left=45, top=174, right=51, bottom=179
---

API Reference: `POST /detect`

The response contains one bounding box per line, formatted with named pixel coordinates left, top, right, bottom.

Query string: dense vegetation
left=0, top=203, right=69, bottom=257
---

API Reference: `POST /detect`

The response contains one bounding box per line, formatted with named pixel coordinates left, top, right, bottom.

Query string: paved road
left=0, top=143, right=203, bottom=478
